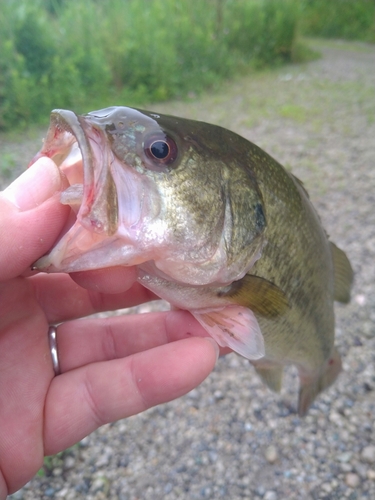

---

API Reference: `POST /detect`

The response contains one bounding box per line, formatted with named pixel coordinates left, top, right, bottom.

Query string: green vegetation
left=1, top=0, right=373, bottom=132
left=0, top=152, right=16, bottom=180
left=0, top=0, right=301, bottom=131
left=300, top=0, right=375, bottom=42
left=37, top=451, right=65, bottom=477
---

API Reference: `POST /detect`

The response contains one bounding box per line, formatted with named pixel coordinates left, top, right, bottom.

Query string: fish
left=29, top=106, right=353, bottom=415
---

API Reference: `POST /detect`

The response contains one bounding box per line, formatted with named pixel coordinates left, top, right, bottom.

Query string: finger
left=0, top=473, right=6, bottom=500
left=43, top=337, right=219, bottom=455
left=0, top=279, right=52, bottom=495
left=0, top=158, right=69, bottom=281
left=56, top=310, right=210, bottom=371
left=30, top=273, right=155, bottom=323
left=70, top=266, right=141, bottom=294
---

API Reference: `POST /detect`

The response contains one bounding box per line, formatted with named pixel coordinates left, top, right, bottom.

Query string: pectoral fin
left=330, top=242, right=354, bottom=304
left=220, top=274, right=289, bottom=318
left=192, top=305, right=265, bottom=360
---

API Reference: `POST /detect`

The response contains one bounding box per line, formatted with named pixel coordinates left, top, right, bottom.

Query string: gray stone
left=265, top=446, right=279, bottom=464
left=361, top=446, right=375, bottom=464
left=264, top=491, right=278, bottom=500
left=345, top=473, right=360, bottom=488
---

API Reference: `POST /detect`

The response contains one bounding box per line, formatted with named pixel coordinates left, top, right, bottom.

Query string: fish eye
left=144, top=134, right=178, bottom=166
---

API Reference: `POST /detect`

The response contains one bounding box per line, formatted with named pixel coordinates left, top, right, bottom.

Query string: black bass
left=30, top=107, right=353, bottom=415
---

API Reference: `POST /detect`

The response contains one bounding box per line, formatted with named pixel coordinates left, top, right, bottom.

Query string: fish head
left=31, top=107, right=266, bottom=286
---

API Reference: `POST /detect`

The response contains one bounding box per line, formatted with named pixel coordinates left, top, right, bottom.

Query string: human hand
left=0, top=158, right=219, bottom=498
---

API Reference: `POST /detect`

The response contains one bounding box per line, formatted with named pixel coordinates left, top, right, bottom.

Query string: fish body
left=30, top=107, right=353, bottom=415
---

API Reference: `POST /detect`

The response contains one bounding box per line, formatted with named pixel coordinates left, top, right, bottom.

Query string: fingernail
left=205, top=337, right=220, bottom=362
left=2, top=157, right=62, bottom=211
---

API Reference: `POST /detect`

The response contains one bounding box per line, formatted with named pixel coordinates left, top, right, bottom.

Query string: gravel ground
left=2, top=39, right=375, bottom=500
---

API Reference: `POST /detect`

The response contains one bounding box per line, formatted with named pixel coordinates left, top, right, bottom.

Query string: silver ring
left=48, top=326, right=61, bottom=376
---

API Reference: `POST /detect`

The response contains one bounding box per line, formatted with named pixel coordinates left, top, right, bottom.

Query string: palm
left=0, top=159, right=219, bottom=498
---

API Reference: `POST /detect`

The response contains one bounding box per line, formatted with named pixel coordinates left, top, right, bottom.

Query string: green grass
left=278, top=104, right=308, bottom=122
left=37, top=444, right=80, bottom=477
left=0, top=152, right=16, bottom=179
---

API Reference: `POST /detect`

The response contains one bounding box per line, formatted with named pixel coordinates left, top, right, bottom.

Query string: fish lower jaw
left=33, top=220, right=154, bottom=273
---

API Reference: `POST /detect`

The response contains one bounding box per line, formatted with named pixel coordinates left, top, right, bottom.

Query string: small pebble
left=95, top=447, right=113, bottom=468
left=337, top=452, right=352, bottom=463
left=264, top=491, right=278, bottom=500
left=346, top=473, right=360, bottom=488
left=329, top=411, right=344, bottom=426
left=214, top=390, right=224, bottom=400
left=265, top=445, right=278, bottom=464
left=361, top=446, right=375, bottom=463
left=256, top=486, right=266, bottom=496
left=79, top=436, right=90, bottom=447
left=44, top=487, right=56, bottom=497
left=340, top=463, right=352, bottom=473
left=315, top=447, right=326, bottom=458
left=164, top=482, right=173, bottom=494
left=64, top=456, right=76, bottom=469
left=321, top=483, right=332, bottom=493
left=354, top=294, right=366, bottom=306
left=90, top=477, right=108, bottom=494
left=56, top=488, right=69, bottom=498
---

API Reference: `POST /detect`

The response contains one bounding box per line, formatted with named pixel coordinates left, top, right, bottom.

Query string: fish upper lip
left=34, top=109, right=120, bottom=235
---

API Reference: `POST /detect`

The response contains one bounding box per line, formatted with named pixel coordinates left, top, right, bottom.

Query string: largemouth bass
left=30, top=107, right=353, bottom=415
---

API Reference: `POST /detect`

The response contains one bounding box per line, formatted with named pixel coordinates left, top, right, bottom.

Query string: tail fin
left=298, top=347, right=342, bottom=416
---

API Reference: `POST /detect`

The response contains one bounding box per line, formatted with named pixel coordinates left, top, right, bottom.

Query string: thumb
left=3, top=156, right=64, bottom=211
left=0, top=157, right=69, bottom=280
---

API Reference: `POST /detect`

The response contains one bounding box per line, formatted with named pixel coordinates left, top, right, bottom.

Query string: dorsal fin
left=219, top=274, right=289, bottom=318
left=330, top=242, right=354, bottom=303
left=291, top=174, right=310, bottom=199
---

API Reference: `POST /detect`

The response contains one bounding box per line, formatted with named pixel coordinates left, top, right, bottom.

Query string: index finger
left=43, top=336, right=219, bottom=456
left=30, top=270, right=156, bottom=324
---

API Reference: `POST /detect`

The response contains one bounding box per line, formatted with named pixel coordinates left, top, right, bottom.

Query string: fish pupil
left=150, top=140, right=169, bottom=160
left=144, top=134, right=178, bottom=165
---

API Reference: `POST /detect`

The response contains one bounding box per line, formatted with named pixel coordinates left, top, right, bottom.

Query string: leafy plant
left=300, top=0, right=375, bottom=42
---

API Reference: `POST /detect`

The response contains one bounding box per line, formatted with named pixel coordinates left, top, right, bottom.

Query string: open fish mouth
left=31, top=109, right=119, bottom=233
left=29, top=109, right=149, bottom=273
